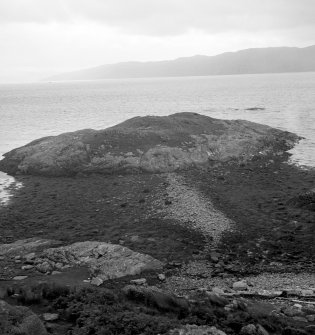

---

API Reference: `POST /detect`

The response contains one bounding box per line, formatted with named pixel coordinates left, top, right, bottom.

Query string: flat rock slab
left=35, top=241, right=164, bottom=281
left=0, top=238, right=61, bottom=257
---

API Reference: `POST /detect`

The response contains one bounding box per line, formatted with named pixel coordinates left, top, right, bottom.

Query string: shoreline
left=0, top=113, right=314, bottom=334
left=0, top=153, right=314, bottom=334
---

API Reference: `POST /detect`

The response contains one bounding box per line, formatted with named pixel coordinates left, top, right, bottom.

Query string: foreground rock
left=0, top=300, right=47, bottom=335
left=34, top=241, right=163, bottom=281
left=0, top=112, right=299, bottom=176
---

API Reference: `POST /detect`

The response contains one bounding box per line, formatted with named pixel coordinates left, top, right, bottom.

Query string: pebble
left=240, top=324, right=256, bottom=335
left=21, top=265, right=34, bottom=270
left=43, top=313, right=59, bottom=322
left=158, top=273, right=166, bottom=281
left=91, top=277, right=103, bottom=286
left=301, top=289, right=314, bottom=296
left=24, top=252, right=36, bottom=263
left=12, top=275, right=28, bottom=280
left=292, top=316, right=308, bottom=323
left=233, top=280, right=248, bottom=291
left=51, top=271, right=62, bottom=275
left=130, top=278, right=147, bottom=285
left=306, top=315, right=315, bottom=322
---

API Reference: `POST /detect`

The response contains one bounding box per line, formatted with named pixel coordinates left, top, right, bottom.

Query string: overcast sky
left=1, top=0, right=315, bottom=82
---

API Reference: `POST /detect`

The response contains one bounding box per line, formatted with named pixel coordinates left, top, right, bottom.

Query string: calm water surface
left=1, top=72, right=315, bottom=203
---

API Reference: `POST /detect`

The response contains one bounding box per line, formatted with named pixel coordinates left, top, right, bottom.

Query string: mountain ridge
left=46, top=45, right=315, bottom=81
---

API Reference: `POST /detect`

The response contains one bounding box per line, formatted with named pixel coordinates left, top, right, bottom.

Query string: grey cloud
left=0, top=0, right=315, bottom=36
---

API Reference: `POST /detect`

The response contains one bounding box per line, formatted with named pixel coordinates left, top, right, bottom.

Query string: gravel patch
left=163, top=268, right=315, bottom=295
left=151, top=173, right=233, bottom=246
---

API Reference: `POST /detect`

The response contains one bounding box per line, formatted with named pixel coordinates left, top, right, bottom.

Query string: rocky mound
left=0, top=113, right=300, bottom=176
left=34, top=241, right=163, bottom=283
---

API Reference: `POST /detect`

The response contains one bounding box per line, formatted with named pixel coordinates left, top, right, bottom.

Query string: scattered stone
left=24, top=252, right=36, bottom=264
left=130, top=278, right=147, bottom=285
left=130, top=235, right=140, bottom=242
left=42, top=313, right=59, bottom=322
left=282, top=306, right=304, bottom=317
left=210, top=251, right=220, bottom=263
left=283, top=289, right=302, bottom=296
left=240, top=324, right=257, bottom=335
left=51, top=271, right=62, bottom=275
left=293, top=304, right=303, bottom=309
left=257, top=324, right=269, bottom=335
left=233, top=280, right=249, bottom=291
left=301, top=289, right=314, bottom=296
left=36, top=261, right=52, bottom=274
left=212, top=287, right=225, bottom=295
left=206, top=292, right=229, bottom=307
left=169, top=325, right=227, bottom=335
left=292, top=316, right=308, bottom=323
left=91, top=277, right=103, bottom=286
left=306, top=315, right=315, bottom=322
left=13, top=275, right=28, bottom=280
left=22, top=265, right=34, bottom=270
left=158, top=273, right=166, bottom=281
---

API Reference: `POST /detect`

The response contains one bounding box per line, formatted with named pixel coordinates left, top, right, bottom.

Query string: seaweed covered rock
left=0, top=113, right=300, bottom=176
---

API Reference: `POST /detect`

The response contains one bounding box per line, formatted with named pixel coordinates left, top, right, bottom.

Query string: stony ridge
left=0, top=112, right=300, bottom=176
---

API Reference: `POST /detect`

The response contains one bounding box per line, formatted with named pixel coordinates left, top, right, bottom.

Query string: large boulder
left=0, top=113, right=300, bottom=176
left=0, top=300, right=47, bottom=335
left=34, top=241, right=164, bottom=281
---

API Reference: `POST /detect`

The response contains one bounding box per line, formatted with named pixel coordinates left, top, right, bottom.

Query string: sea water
left=1, top=72, right=314, bottom=203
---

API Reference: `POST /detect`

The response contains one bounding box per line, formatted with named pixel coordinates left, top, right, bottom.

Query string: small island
left=0, top=113, right=314, bottom=335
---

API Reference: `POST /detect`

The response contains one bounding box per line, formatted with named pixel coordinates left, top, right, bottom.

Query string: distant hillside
left=47, top=45, right=315, bottom=81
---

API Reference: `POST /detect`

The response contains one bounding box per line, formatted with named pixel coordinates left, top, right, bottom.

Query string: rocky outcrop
left=0, top=113, right=300, bottom=176
left=34, top=241, right=163, bottom=281
left=0, top=300, right=47, bottom=335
